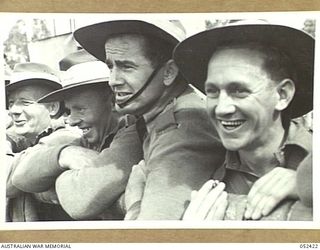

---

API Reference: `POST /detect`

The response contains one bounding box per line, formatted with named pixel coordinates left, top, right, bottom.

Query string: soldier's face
left=8, top=85, right=52, bottom=138
left=65, top=88, right=112, bottom=146
left=205, top=48, right=280, bottom=152
left=105, top=34, right=166, bottom=116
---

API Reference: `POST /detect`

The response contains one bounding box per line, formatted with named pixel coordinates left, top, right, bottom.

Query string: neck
left=143, top=81, right=187, bottom=124
left=238, top=120, right=286, bottom=176
left=99, top=112, right=119, bottom=145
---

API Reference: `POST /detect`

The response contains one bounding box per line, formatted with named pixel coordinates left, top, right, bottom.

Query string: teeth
left=221, top=120, right=244, bottom=126
left=220, top=120, right=244, bottom=130
left=82, top=128, right=90, bottom=133
left=118, top=92, right=129, bottom=97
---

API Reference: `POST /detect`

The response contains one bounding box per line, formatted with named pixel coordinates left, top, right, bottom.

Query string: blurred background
left=2, top=16, right=315, bottom=129
left=3, top=17, right=315, bottom=75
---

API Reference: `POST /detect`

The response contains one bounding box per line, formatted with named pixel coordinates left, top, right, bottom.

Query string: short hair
left=214, top=42, right=297, bottom=84
left=140, top=34, right=185, bottom=84
left=106, top=33, right=185, bottom=85
left=141, top=35, right=175, bottom=68
left=106, top=33, right=174, bottom=68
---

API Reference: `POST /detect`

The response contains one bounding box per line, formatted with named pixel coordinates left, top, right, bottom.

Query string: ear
left=163, top=59, right=179, bottom=87
left=275, top=79, right=296, bottom=112
left=48, top=101, right=61, bottom=117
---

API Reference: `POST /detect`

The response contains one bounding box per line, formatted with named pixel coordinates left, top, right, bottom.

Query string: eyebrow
left=205, top=81, right=247, bottom=87
left=106, top=57, right=139, bottom=67
left=8, top=97, right=36, bottom=102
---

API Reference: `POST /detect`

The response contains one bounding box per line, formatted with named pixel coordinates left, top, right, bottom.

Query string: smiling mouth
left=115, top=92, right=132, bottom=103
left=219, top=120, right=245, bottom=130
left=80, top=127, right=91, bottom=135
left=14, top=120, right=26, bottom=126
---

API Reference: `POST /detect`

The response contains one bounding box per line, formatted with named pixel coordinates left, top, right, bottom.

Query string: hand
left=183, top=180, right=228, bottom=220
left=33, top=187, right=60, bottom=205
left=58, top=145, right=98, bottom=170
left=124, top=160, right=147, bottom=220
left=245, top=167, right=298, bottom=220
left=6, top=111, right=13, bottom=129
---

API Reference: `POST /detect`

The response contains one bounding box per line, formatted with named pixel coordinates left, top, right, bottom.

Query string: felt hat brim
left=74, top=20, right=184, bottom=62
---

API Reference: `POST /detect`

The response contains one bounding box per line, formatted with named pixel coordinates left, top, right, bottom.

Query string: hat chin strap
left=117, top=63, right=164, bottom=108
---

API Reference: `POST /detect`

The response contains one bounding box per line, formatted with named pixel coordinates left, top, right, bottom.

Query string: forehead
left=105, top=34, right=146, bottom=55
left=209, top=47, right=266, bottom=69
left=206, top=47, right=272, bottom=87
left=64, top=88, right=103, bottom=106
left=8, top=84, right=51, bottom=100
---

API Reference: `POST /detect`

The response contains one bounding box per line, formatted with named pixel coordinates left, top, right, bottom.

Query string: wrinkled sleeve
left=137, top=109, right=225, bottom=220
left=11, top=129, right=81, bottom=193
left=55, top=124, right=143, bottom=219
left=7, top=153, right=25, bottom=198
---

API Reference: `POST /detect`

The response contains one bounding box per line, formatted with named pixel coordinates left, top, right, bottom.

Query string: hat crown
left=143, top=19, right=186, bottom=42
left=10, top=62, right=61, bottom=84
left=61, top=60, right=110, bottom=87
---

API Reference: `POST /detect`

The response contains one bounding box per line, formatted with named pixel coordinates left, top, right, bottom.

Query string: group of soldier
left=6, top=19, right=313, bottom=221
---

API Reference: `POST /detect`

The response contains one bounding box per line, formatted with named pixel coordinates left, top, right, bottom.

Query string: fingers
left=183, top=180, right=227, bottom=220
left=245, top=167, right=297, bottom=220
left=137, top=159, right=145, bottom=166
left=124, top=161, right=147, bottom=211
left=245, top=168, right=281, bottom=219
left=197, top=182, right=226, bottom=219
left=205, top=191, right=228, bottom=220
left=190, top=190, right=198, bottom=201
left=183, top=180, right=215, bottom=219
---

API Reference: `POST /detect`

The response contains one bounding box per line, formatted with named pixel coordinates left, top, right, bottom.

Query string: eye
left=8, top=100, right=14, bottom=108
left=22, top=100, right=35, bottom=106
left=75, top=107, right=86, bottom=113
left=229, top=86, right=250, bottom=98
left=205, top=85, right=220, bottom=98
left=121, top=64, right=134, bottom=71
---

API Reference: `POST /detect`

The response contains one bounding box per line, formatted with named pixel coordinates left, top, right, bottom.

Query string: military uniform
left=125, top=85, right=225, bottom=220
left=212, top=120, right=313, bottom=220
left=11, top=115, right=143, bottom=220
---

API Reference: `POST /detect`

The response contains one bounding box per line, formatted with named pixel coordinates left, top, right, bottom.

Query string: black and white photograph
left=1, top=12, right=318, bottom=231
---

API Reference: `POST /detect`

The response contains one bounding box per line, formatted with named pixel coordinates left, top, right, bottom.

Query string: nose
left=108, top=68, right=124, bottom=89
left=214, top=92, right=236, bottom=117
left=9, top=102, right=23, bottom=116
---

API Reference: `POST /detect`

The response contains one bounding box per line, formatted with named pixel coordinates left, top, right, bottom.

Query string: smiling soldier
left=6, top=62, right=75, bottom=221
left=11, top=50, right=143, bottom=220
left=174, top=22, right=313, bottom=220
left=74, top=20, right=225, bottom=219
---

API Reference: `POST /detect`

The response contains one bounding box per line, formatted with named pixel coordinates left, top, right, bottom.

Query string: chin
left=115, top=103, right=141, bottom=116
left=14, top=127, right=28, bottom=136
left=221, top=139, right=244, bottom=152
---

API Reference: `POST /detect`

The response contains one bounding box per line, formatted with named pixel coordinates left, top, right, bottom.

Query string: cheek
left=206, top=99, right=217, bottom=120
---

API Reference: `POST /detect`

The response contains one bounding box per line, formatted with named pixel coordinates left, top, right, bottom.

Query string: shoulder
left=286, top=120, right=312, bottom=153
left=174, top=85, right=206, bottom=112
left=38, top=126, right=82, bottom=146
left=6, top=130, right=33, bottom=153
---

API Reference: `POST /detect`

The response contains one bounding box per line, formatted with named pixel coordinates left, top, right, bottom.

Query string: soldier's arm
left=55, top=124, right=143, bottom=219
left=11, top=128, right=81, bottom=193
